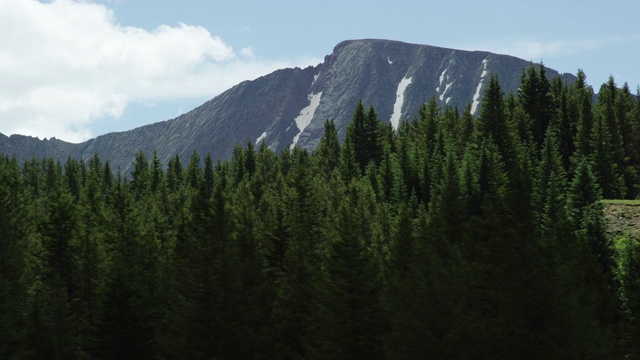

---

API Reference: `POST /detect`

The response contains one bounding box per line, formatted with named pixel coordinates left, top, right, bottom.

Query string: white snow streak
left=471, top=59, right=488, bottom=115
left=255, top=131, right=267, bottom=145
left=388, top=56, right=393, bottom=64
left=390, top=76, right=412, bottom=130
left=312, top=71, right=320, bottom=87
left=290, top=92, right=322, bottom=149
left=437, top=68, right=454, bottom=102
left=439, top=69, right=448, bottom=87
left=439, top=81, right=454, bottom=102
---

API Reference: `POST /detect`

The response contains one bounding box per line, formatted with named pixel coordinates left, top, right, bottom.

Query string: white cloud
left=459, top=35, right=640, bottom=62
left=0, top=0, right=298, bottom=142
left=492, top=38, right=609, bottom=60
left=240, top=47, right=256, bottom=60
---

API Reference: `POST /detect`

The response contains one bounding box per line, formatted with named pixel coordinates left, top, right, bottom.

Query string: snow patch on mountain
left=291, top=92, right=322, bottom=149
left=437, top=68, right=455, bottom=102
left=438, top=68, right=448, bottom=89
left=471, top=59, right=488, bottom=115
left=255, top=131, right=267, bottom=145
left=440, top=81, right=454, bottom=102
left=388, top=57, right=393, bottom=64
left=390, top=76, right=412, bottom=130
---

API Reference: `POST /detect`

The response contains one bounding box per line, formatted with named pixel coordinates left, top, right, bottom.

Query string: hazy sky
left=1, top=0, right=638, bottom=143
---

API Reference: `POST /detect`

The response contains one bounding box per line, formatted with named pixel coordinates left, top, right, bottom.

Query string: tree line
left=1, top=66, right=640, bottom=359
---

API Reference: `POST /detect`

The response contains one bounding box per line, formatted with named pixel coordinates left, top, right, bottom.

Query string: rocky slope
left=0, top=39, right=576, bottom=172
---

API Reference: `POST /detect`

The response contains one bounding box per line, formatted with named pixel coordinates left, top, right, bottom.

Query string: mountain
left=0, top=39, right=576, bottom=172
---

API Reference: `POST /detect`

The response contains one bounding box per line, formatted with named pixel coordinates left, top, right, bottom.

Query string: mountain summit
left=1, top=39, right=575, bottom=172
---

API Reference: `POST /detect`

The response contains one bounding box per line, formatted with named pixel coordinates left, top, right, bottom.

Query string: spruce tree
left=477, top=74, right=513, bottom=168
left=316, top=198, right=385, bottom=360
left=589, top=110, right=625, bottom=199
left=175, top=181, right=235, bottom=359
left=0, top=157, right=30, bottom=358
left=572, top=70, right=594, bottom=160
left=568, top=158, right=602, bottom=227
left=314, top=119, right=341, bottom=176
left=533, top=127, right=568, bottom=239
left=615, top=235, right=640, bottom=358
left=518, top=64, right=554, bottom=148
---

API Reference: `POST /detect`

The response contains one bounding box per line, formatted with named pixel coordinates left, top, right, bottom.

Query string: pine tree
left=315, top=198, right=385, bottom=360
left=345, top=99, right=367, bottom=173
left=96, top=179, right=155, bottom=360
left=130, top=151, right=150, bottom=200
left=166, top=154, right=183, bottom=192
left=518, top=64, right=554, bottom=148
left=203, top=153, right=215, bottom=196
left=38, top=166, right=80, bottom=359
left=186, top=149, right=201, bottom=189
left=72, top=157, right=110, bottom=354
left=397, top=124, right=419, bottom=201
left=551, top=76, right=577, bottom=173
left=533, top=127, right=568, bottom=239
left=616, top=83, right=639, bottom=198
left=418, top=98, right=441, bottom=161
left=460, top=103, right=475, bottom=148
left=0, top=157, right=31, bottom=358
left=589, top=110, right=625, bottom=199
left=314, top=119, right=341, bottom=176
left=429, top=144, right=466, bottom=244
left=150, top=149, right=163, bottom=193
left=595, top=77, right=625, bottom=177
left=345, top=101, right=384, bottom=173
left=269, top=148, right=326, bottom=359
left=64, top=157, right=82, bottom=202
left=229, top=181, right=271, bottom=358
left=175, top=181, right=235, bottom=359
left=615, top=235, right=640, bottom=358
left=568, top=158, right=602, bottom=227
left=572, top=70, right=594, bottom=160
left=477, top=74, right=513, bottom=168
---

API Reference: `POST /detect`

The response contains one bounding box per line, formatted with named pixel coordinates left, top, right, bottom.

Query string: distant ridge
left=0, top=39, right=576, bottom=172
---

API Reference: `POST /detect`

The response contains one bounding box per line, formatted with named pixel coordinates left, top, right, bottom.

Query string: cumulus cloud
left=0, top=0, right=298, bottom=142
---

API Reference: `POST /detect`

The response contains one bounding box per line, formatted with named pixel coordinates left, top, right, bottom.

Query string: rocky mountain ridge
left=0, top=39, right=576, bottom=172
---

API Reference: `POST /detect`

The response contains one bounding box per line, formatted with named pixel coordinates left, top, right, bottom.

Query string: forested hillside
left=2, top=67, right=640, bottom=359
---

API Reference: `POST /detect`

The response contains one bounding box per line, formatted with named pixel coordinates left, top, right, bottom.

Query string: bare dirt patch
left=604, top=203, right=640, bottom=238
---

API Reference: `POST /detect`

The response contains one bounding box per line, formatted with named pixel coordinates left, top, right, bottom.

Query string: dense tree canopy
left=1, top=67, right=640, bottom=359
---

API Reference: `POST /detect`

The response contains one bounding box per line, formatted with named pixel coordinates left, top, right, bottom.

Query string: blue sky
left=1, top=0, right=638, bottom=142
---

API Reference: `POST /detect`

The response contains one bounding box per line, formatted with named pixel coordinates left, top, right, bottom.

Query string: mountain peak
left=1, top=39, right=575, bottom=173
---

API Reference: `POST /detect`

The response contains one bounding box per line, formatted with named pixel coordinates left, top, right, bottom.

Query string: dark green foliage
left=615, top=235, right=640, bottom=357
left=534, top=127, right=568, bottom=239
left=477, top=74, right=513, bottom=166
left=345, top=100, right=385, bottom=173
left=2, top=68, right=640, bottom=359
left=315, top=198, right=385, bottom=360
left=589, top=106, right=625, bottom=199
left=572, top=70, right=595, bottom=160
left=0, top=157, right=31, bottom=358
left=519, top=64, right=555, bottom=148
left=314, top=119, right=341, bottom=176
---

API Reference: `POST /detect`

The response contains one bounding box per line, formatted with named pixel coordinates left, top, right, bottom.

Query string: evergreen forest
left=2, top=66, right=640, bottom=359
